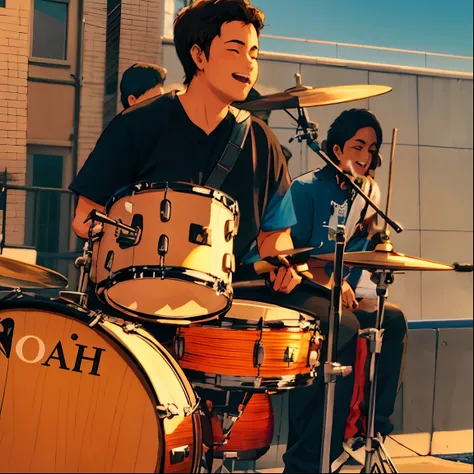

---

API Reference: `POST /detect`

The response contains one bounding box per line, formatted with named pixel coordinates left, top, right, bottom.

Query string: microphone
left=453, top=262, right=474, bottom=273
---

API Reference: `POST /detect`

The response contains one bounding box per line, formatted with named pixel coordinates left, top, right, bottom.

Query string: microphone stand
left=288, top=104, right=403, bottom=473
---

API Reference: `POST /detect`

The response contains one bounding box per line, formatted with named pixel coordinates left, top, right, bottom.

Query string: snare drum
left=173, top=300, right=323, bottom=391
left=0, top=297, right=201, bottom=473
left=91, top=182, right=239, bottom=325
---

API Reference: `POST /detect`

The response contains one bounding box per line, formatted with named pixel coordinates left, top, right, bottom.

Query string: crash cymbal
left=0, top=255, right=69, bottom=289
left=311, top=245, right=454, bottom=272
left=236, top=84, right=393, bottom=112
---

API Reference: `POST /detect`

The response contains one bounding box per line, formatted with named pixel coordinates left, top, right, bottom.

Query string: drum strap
left=205, top=109, right=252, bottom=190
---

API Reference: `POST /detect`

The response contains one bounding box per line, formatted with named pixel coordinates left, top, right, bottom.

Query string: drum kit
left=0, top=74, right=472, bottom=474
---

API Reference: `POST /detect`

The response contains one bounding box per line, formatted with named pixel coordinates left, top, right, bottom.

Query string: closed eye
left=228, top=49, right=239, bottom=53
left=353, top=146, right=362, bottom=151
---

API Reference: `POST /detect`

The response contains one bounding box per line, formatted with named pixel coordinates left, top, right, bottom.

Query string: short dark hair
left=120, top=62, right=167, bottom=109
left=174, top=0, right=265, bottom=86
left=322, top=109, right=383, bottom=172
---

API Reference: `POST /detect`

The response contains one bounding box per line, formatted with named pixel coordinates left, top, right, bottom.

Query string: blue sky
left=252, top=0, right=473, bottom=69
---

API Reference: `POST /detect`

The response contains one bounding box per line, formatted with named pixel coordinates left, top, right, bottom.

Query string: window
left=0, top=1, right=5, bottom=8
left=32, top=0, right=69, bottom=60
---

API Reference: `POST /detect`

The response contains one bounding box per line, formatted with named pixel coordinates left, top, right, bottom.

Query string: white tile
left=418, top=76, right=473, bottom=148
left=420, top=147, right=473, bottom=231
left=273, top=128, right=303, bottom=179
left=421, top=231, right=473, bottom=319
left=375, top=144, right=420, bottom=231
left=299, top=64, right=370, bottom=143
left=368, top=71, right=418, bottom=146
left=386, top=230, right=422, bottom=321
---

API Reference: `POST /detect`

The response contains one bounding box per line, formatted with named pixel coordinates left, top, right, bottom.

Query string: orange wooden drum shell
left=0, top=303, right=201, bottom=473
left=178, top=325, right=314, bottom=378
left=213, top=394, right=274, bottom=456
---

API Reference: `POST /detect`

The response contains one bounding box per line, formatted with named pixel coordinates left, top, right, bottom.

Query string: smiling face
left=334, top=126, right=378, bottom=177
left=193, top=21, right=259, bottom=103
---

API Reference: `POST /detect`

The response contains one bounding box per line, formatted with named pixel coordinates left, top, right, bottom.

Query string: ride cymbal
left=0, top=255, right=69, bottom=289
left=311, top=246, right=454, bottom=272
left=236, top=84, right=392, bottom=112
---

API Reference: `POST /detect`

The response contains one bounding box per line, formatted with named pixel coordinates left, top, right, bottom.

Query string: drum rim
left=0, top=295, right=167, bottom=472
left=105, top=180, right=239, bottom=214
left=96, top=265, right=233, bottom=322
left=187, top=370, right=317, bottom=392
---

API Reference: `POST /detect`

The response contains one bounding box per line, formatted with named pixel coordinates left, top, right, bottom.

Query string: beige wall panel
left=376, top=144, right=420, bottom=230
left=368, top=71, right=419, bottom=146
left=273, top=128, right=303, bottom=180
left=421, top=231, right=473, bottom=319
left=27, top=82, right=74, bottom=143
left=162, top=42, right=185, bottom=89
left=420, top=147, right=473, bottom=231
left=418, top=76, right=473, bottom=148
left=388, top=230, right=423, bottom=321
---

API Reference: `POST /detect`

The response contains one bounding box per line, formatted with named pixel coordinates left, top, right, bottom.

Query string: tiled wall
left=162, top=44, right=473, bottom=321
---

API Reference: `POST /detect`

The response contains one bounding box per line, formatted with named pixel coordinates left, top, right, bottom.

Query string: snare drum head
left=0, top=300, right=162, bottom=472
left=223, top=299, right=307, bottom=327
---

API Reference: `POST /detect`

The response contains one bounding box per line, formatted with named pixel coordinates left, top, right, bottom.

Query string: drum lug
left=173, top=335, right=185, bottom=360
left=156, top=403, right=180, bottom=419
left=283, top=346, right=296, bottom=364
left=189, top=224, right=212, bottom=246
left=170, top=445, right=190, bottom=465
left=222, top=253, right=235, bottom=273
left=253, top=376, right=262, bottom=388
left=224, top=220, right=236, bottom=242
left=160, top=198, right=171, bottom=222
left=253, top=341, right=265, bottom=367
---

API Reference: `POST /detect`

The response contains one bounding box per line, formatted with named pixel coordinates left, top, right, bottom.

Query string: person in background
left=120, top=62, right=167, bottom=109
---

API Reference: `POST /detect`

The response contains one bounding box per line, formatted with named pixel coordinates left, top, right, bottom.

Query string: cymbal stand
left=288, top=95, right=402, bottom=472
left=59, top=222, right=96, bottom=307
left=320, top=223, right=353, bottom=473
left=360, top=270, right=397, bottom=473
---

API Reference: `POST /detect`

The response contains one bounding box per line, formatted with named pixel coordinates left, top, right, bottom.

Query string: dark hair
left=120, top=63, right=167, bottom=108
left=174, top=0, right=265, bottom=86
left=322, top=109, right=383, bottom=172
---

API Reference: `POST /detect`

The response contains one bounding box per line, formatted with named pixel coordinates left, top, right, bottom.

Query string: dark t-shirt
left=69, top=91, right=292, bottom=263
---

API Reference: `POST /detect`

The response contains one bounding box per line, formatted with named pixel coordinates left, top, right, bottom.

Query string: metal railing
left=259, top=33, right=473, bottom=73
left=0, top=178, right=81, bottom=290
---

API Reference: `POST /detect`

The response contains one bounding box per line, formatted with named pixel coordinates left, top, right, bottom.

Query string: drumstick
left=383, top=128, right=398, bottom=236
left=253, top=260, right=313, bottom=279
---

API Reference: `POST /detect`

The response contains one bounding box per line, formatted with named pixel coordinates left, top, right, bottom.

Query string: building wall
left=114, top=0, right=164, bottom=114
left=78, top=0, right=107, bottom=170
left=162, top=42, right=474, bottom=321
left=0, top=0, right=30, bottom=246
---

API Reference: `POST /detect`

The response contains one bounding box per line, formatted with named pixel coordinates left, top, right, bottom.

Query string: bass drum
left=0, top=297, right=201, bottom=473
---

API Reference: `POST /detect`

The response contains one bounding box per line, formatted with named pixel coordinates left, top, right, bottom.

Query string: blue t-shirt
left=290, top=166, right=372, bottom=288
left=241, top=188, right=297, bottom=264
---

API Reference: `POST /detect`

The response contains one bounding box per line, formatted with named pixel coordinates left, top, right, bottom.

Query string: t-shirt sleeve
left=289, top=179, right=313, bottom=248
left=259, top=123, right=297, bottom=232
left=69, top=114, right=138, bottom=206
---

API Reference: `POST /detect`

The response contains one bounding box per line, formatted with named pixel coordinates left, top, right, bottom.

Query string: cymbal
left=236, top=84, right=393, bottom=112
left=0, top=255, right=69, bottom=289
left=311, top=246, right=454, bottom=272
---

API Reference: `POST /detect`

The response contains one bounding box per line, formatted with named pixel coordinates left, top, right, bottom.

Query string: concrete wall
left=162, top=42, right=474, bottom=321
left=0, top=0, right=30, bottom=246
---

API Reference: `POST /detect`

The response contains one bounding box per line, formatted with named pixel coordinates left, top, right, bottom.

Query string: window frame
left=29, top=0, right=72, bottom=67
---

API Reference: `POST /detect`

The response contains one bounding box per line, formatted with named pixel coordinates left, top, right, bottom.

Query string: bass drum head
left=0, top=299, right=162, bottom=473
